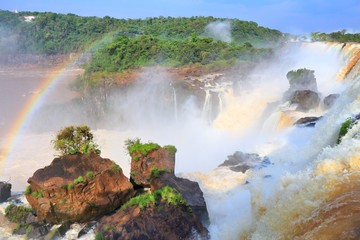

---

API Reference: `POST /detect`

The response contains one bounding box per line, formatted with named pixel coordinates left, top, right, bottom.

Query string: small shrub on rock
left=52, top=125, right=101, bottom=156
left=125, top=138, right=160, bottom=157
left=121, top=186, right=187, bottom=210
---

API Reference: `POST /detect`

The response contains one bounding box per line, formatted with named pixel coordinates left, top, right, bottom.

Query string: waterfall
left=172, top=86, right=178, bottom=122
left=202, top=89, right=212, bottom=123
left=1, top=42, right=360, bottom=240
left=187, top=42, right=360, bottom=239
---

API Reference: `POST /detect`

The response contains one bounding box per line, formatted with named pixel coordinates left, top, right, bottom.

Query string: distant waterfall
left=173, top=86, right=178, bottom=122
left=202, top=89, right=212, bottom=123
left=338, top=43, right=360, bottom=80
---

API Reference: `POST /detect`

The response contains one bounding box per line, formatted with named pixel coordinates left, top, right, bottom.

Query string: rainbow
left=0, top=61, right=77, bottom=174
left=0, top=34, right=112, bottom=175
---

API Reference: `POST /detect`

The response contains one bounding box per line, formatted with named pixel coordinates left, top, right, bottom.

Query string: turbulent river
left=0, top=41, right=360, bottom=239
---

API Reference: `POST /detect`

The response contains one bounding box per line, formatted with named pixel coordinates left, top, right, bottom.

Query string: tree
left=52, top=125, right=101, bottom=155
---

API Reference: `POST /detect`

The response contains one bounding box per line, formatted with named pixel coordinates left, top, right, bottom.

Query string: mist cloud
left=205, top=21, right=232, bottom=43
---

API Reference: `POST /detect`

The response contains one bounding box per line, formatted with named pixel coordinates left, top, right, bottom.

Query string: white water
left=0, top=41, right=359, bottom=239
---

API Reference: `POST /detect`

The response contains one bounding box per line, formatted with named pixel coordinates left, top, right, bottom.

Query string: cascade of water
left=202, top=89, right=212, bottom=123
left=172, top=86, right=178, bottom=122
left=188, top=41, right=360, bottom=240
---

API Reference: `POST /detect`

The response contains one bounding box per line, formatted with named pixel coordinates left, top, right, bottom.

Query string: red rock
left=26, top=153, right=134, bottom=224
left=97, top=200, right=208, bottom=240
left=130, top=147, right=175, bottom=188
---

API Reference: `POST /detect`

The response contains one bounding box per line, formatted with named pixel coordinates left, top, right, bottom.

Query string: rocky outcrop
left=96, top=189, right=209, bottom=240
left=26, top=153, right=134, bottom=224
left=150, top=172, right=210, bottom=227
left=130, top=146, right=175, bottom=188
left=323, top=94, right=340, bottom=109
left=290, top=90, right=320, bottom=111
left=294, top=116, right=323, bottom=127
left=5, top=204, right=51, bottom=239
left=0, top=182, right=11, bottom=202
left=219, top=151, right=271, bottom=173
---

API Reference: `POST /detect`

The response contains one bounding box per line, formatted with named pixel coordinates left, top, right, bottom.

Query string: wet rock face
left=150, top=172, right=210, bottom=227
left=0, top=182, right=11, bottom=202
left=130, top=148, right=175, bottom=188
left=26, top=153, right=134, bottom=224
left=219, top=151, right=270, bottom=173
left=290, top=90, right=320, bottom=111
left=97, top=202, right=209, bottom=240
left=294, top=116, right=323, bottom=127
left=323, top=93, right=340, bottom=109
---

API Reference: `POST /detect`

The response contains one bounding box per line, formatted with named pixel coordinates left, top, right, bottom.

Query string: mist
left=204, top=21, right=232, bottom=43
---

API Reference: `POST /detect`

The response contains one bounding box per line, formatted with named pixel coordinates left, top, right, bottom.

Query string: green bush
left=52, top=125, right=101, bottom=156
left=110, top=164, right=122, bottom=171
left=164, top=145, right=177, bottom=154
left=337, top=118, right=355, bottom=144
left=5, top=204, right=33, bottom=223
left=150, top=167, right=170, bottom=179
left=74, top=176, right=86, bottom=184
left=24, top=185, right=32, bottom=195
left=86, top=171, right=94, bottom=179
left=67, top=183, right=74, bottom=190
left=95, top=232, right=105, bottom=240
left=121, top=186, right=187, bottom=210
left=31, top=190, right=44, bottom=198
left=125, top=138, right=160, bottom=157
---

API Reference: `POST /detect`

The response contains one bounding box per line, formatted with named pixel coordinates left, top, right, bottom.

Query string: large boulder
left=219, top=151, right=270, bottom=173
left=26, top=153, right=134, bottom=224
left=323, top=93, right=340, bottom=109
left=290, top=90, right=320, bottom=111
left=0, top=182, right=11, bottom=202
left=130, top=144, right=176, bottom=188
left=5, top=203, right=51, bottom=239
left=150, top=171, right=210, bottom=227
left=96, top=186, right=209, bottom=240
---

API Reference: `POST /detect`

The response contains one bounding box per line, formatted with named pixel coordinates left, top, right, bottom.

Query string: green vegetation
left=337, top=118, right=355, bottom=144
left=286, top=68, right=317, bottom=90
left=5, top=204, right=33, bottom=223
left=26, top=225, right=33, bottom=236
left=121, top=191, right=156, bottom=210
left=60, top=199, right=66, bottom=205
left=67, top=183, right=74, bottom=190
left=150, top=167, right=170, bottom=179
left=86, top=171, right=94, bottom=179
left=311, top=30, right=360, bottom=43
left=95, top=232, right=105, bottom=240
left=52, top=125, right=101, bottom=156
left=31, top=190, right=44, bottom=198
left=125, top=138, right=160, bottom=157
left=164, top=145, right=177, bottom=154
left=110, top=164, right=122, bottom=171
left=130, top=171, right=139, bottom=177
left=0, top=10, right=284, bottom=55
left=121, top=186, right=187, bottom=210
left=74, top=176, right=86, bottom=184
left=24, top=185, right=32, bottom=195
left=85, top=34, right=273, bottom=73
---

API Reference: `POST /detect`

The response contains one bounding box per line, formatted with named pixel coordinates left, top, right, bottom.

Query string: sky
left=0, top=0, right=359, bottom=34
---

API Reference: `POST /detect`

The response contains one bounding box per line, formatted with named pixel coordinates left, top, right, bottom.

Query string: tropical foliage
left=52, top=125, right=101, bottom=155
left=311, top=30, right=360, bottom=43
left=0, top=10, right=284, bottom=55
